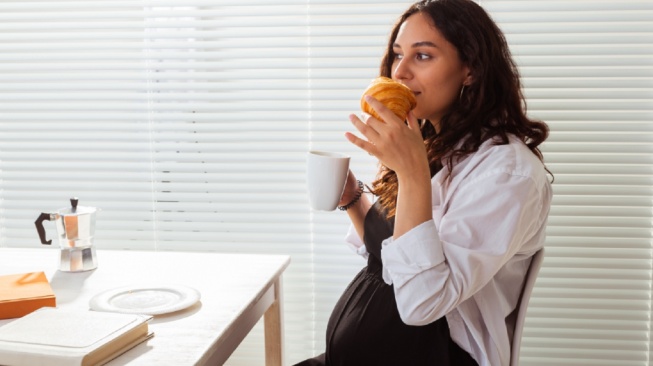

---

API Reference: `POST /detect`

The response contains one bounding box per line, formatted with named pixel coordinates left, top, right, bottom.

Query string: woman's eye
left=393, top=52, right=430, bottom=62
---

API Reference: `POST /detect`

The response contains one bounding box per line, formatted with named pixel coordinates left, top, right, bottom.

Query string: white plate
left=89, top=284, right=201, bottom=315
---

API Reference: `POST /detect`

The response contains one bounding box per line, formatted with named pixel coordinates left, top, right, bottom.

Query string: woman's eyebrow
left=393, top=41, right=439, bottom=49
left=412, top=41, right=438, bottom=48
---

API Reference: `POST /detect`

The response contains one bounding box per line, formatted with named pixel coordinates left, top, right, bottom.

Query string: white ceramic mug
left=306, top=151, right=350, bottom=211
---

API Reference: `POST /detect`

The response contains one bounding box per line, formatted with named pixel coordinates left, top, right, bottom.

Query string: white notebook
left=0, top=307, right=153, bottom=366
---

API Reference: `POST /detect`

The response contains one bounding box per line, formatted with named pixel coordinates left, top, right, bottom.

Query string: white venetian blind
left=0, top=1, right=313, bottom=364
left=0, top=1, right=651, bottom=366
left=482, top=0, right=653, bottom=365
left=308, top=0, right=653, bottom=365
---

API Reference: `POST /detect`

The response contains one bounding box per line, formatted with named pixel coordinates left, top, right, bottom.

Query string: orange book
left=0, top=272, right=56, bottom=320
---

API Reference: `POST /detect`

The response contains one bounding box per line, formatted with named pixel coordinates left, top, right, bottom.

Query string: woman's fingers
left=346, top=112, right=381, bottom=156
left=406, top=111, right=419, bottom=130
left=350, top=113, right=380, bottom=138
left=363, top=95, right=401, bottom=125
left=346, top=97, right=422, bottom=161
left=344, top=130, right=379, bottom=157
left=348, top=113, right=383, bottom=143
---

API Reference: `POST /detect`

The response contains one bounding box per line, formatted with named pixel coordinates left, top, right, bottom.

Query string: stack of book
left=0, top=307, right=153, bottom=366
left=0, top=272, right=56, bottom=319
left=0, top=272, right=153, bottom=366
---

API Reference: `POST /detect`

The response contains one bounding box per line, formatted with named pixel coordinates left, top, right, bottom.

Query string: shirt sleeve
left=380, top=170, right=545, bottom=325
left=344, top=223, right=369, bottom=258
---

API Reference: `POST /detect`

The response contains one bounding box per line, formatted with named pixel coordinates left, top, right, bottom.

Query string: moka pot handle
left=35, top=213, right=54, bottom=245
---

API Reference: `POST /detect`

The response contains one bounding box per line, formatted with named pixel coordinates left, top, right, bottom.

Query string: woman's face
left=391, top=12, right=471, bottom=128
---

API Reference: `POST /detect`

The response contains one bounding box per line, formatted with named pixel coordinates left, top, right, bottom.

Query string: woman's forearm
left=346, top=194, right=373, bottom=241
left=394, top=169, right=432, bottom=239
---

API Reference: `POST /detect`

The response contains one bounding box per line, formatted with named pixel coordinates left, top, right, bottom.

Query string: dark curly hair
left=372, top=0, right=551, bottom=218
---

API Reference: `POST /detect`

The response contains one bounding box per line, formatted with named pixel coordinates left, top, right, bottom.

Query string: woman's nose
left=392, top=59, right=411, bottom=81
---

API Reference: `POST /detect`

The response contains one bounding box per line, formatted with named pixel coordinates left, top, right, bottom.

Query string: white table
left=0, top=248, right=290, bottom=366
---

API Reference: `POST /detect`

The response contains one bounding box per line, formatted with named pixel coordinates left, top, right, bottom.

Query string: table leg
left=264, top=278, right=284, bottom=366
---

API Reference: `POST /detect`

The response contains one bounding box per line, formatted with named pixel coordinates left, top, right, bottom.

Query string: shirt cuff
left=344, top=224, right=369, bottom=258
left=381, top=220, right=445, bottom=287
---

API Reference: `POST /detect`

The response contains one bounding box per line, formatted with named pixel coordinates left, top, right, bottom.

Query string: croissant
left=360, top=76, right=416, bottom=122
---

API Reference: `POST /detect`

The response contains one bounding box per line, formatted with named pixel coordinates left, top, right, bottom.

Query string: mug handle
left=35, top=213, right=53, bottom=245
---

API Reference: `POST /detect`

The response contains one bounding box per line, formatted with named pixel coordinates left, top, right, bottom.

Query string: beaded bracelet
left=338, top=180, right=364, bottom=211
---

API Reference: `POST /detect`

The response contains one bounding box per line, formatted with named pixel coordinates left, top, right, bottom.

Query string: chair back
left=510, top=248, right=545, bottom=366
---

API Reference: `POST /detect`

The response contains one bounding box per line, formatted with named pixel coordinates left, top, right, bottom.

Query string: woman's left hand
left=345, top=95, right=429, bottom=177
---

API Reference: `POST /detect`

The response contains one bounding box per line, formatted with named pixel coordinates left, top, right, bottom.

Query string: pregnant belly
left=324, top=268, right=445, bottom=366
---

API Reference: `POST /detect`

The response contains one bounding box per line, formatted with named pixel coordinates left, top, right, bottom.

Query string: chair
left=510, top=248, right=545, bottom=366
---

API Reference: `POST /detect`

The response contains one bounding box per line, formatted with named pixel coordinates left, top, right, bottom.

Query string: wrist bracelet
left=338, top=180, right=364, bottom=211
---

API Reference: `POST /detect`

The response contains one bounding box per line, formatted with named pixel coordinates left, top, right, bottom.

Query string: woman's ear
left=462, top=67, right=473, bottom=86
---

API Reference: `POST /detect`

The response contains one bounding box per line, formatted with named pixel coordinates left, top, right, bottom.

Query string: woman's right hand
left=338, top=170, right=361, bottom=207
left=338, top=169, right=372, bottom=241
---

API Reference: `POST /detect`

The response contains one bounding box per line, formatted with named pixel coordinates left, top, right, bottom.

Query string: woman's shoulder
left=464, top=134, right=549, bottom=183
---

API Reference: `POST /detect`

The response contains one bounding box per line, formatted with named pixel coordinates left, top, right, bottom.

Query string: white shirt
left=345, top=135, right=552, bottom=366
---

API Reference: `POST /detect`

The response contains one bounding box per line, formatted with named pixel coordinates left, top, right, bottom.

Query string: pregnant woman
left=296, top=0, right=553, bottom=365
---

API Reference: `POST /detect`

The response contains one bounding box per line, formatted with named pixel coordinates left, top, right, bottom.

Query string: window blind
left=0, top=1, right=313, bottom=364
left=0, top=1, right=651, bottom=365
left=480, top=1, right=653, bottom=365
left=308, top=1, right=653, bottom=364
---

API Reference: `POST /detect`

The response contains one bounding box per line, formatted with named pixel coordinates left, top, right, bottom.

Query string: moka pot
left=35, top=198, right=98, bottom=272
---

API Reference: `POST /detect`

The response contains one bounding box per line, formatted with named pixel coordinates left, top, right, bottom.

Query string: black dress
left=295, top=202, right=479, bottom=366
